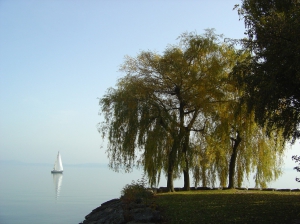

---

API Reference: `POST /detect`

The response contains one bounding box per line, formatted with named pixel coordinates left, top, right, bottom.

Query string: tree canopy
left=233, top=0, right=300, bottom=142
left=99, top=31, right=238, bottom=190
left=99, top=30, right=287, bottom=191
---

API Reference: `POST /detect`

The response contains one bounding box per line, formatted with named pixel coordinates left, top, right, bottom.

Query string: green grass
left=155, top=189, right=300, bottom=224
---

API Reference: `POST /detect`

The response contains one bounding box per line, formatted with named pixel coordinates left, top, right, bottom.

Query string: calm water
left=1, top=162, right=299, bottom=224
left=0, top=163, right=144, bottom=224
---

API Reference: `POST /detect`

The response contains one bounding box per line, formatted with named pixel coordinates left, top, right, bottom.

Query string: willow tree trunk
left=167, top=167, right=175, bottom=192
left=201, top=165, right=207, bottom=187
left=183, top=160, right=190, bottom=191
left=167, top=141, right=177, bottom=192
left=228, top=132, right=242, bottom=189
left=183, top=133, right=190, bottom=191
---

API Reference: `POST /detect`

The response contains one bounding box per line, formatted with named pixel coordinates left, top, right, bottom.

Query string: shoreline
left=80, top=187, right=300, bottom=223
left=79, top=198, right=163, bottom=224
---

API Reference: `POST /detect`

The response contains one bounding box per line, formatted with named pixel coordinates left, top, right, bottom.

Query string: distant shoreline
left=0, top=160, right=108, bottom=167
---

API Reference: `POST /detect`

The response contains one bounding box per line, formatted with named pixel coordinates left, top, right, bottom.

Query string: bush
left=121, top=175, right=154, bottom=204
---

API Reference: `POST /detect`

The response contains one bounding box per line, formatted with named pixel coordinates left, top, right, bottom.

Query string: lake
left=0, top=163, right=145, bottom=224
left=0, top=161, right=299, bottom=224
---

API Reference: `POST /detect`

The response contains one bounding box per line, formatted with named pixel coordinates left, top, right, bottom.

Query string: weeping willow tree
left=190, top=94, right=285, bottom=189
left=98, top=30, right=238, bottom=191
left=187, top=47, right=286, bottom=189
left=204, top=83, right=286, bottom=189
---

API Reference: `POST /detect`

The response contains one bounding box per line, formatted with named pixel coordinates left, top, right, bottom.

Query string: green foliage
left=233, top=0, right=300, bottom=142
left=121, top=175, right=154, bottom=204
left=190, top=66, right=286, bottom=189
left=98, top=30, right=239, bottom=190
left=292, top=155, right=300, bottom=182
left=99, top=29, right=288, bottom=191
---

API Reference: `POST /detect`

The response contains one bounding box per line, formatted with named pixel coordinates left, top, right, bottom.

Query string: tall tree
left=98, top=31, right=237, bottom=191
left=212, top=87, right=285, bottom=189
left=191, top=69, right=286, bottom=189
left=233, top=0, right=300, bottom=141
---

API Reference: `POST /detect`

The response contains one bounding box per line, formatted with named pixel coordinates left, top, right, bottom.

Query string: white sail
left=52, top=151, right=63, bottom=173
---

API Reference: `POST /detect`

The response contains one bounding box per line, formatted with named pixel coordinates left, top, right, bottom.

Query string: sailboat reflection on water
left=52, top=173, right=63, bottom=200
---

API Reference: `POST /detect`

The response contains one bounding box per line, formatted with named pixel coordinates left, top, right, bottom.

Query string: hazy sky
left=0, top=0, right=299, bottom=179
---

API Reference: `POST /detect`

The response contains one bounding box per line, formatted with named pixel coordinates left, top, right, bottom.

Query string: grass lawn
left=155, top=189, right=300, bottom=224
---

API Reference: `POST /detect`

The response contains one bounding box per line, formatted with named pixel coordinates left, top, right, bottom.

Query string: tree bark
left=183, top=132, right=190, bottom=191
left=228, top=132, right=242, bottom=189
left=167, top=141, right=177, bottom=192
left=167, top=168, right=174, bottom=192
left=201, top=165, right=207, bottom=187
left=183, top=162, right=190, bottom=191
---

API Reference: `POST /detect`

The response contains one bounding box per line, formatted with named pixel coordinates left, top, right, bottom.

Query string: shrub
left=121, top=175, right=153, bottom=204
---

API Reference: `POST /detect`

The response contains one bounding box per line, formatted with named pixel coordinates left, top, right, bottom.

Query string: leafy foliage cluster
left=121, top=175, right=154, bottom=204
left=233, top=0, right=300, bottom=142
left=292, top=155, right=300, bottom=182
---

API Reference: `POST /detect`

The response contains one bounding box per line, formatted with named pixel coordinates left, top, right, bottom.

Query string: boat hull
left=51, top=170, right=63, bottom=174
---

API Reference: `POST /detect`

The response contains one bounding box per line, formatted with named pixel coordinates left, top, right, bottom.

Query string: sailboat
left=51, top=151, right=63, bottom=173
